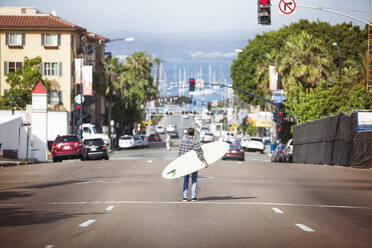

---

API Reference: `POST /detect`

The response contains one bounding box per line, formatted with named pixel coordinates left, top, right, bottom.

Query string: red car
left=222, top=143, right=245, bottom=161
left=52, top=134, right=86, bottom=162
left=148, top=133, right=161, bottom=142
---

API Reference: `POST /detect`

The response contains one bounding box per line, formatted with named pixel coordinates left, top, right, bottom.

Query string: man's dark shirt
left=178, top=135, right=206, bottom=163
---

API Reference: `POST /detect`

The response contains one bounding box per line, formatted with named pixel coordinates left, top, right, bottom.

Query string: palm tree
left=125, top=51, right=156, bottom=122
left=101, top=57, right=122, bottom=146
left=153, top=58, right=161, bottom=106
left=275, top=31, right=334, bottom=89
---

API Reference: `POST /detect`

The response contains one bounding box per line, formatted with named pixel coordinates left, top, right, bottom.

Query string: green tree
left=1, top=56, right=50, bottom=109
left=153, top=58, right=161, bottom=106
left=175, top=96, right=192, bottom=105
left=125, top=51, right=156, bottom=121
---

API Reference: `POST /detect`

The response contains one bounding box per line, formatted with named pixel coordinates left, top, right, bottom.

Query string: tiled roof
left=0, top=15, right=86, bottom=32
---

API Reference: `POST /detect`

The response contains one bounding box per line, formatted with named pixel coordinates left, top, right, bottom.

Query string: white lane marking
left=75, top=180, right=120, bottom=184
left=237, top=162, right=242, bottom=165
left=147, top=160, right=153, bottom=163
left=295, top=224, right=315, bottom=232
left=2, top=201, right=372, bottom=210
left=272, top=207, right=284, bottom=214
left=79, top=219, right=96, bottom=227
left=105, top=206, right=115, bottom=211
left=45, top=246, right=54, bottom=248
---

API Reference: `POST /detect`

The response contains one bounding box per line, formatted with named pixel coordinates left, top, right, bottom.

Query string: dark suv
left=52, top=135, right=86, bottom=162
left=84, top=138, right=109, bottom=160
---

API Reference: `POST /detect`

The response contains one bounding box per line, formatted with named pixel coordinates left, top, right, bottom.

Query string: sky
left=1, top=0, right=370, bottom=34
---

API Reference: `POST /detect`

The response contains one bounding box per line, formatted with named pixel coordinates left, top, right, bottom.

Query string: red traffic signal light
left=257, top=0, right=271, bottom=25
left=189, top=78, right=195, bottom=91
left=260, top=0, right=269, bottom=4
left=279, top=112, right=283, bottom=117
left=207, top=102, right=211, bottom=110
left=76, top=105, right=81, bottom=110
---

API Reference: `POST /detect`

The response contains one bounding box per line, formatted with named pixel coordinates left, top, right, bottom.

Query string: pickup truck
left=80, top=123, right=109, bottom=145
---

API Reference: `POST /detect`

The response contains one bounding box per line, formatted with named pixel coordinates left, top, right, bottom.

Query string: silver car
left=140, top=135, right=149, bottom=148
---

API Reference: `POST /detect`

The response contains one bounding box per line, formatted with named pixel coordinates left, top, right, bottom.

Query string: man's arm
left=193, top=140, right=209, bottom=168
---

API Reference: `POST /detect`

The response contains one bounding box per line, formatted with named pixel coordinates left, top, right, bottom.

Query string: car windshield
left=121, top=136, right=132, bottom=140
left=84, top=139, right=104, bottom=146
left=55, top=136, right=79, bottom=143
left=251, top=138, right=262, bottom=142
left=134, top=136, right=141, bottom=140
left=230, top=144, right=242, bottom=149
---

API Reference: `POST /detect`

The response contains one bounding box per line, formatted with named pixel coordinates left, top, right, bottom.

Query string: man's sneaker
left=182, top=198, right=188, bottom=202
left=191, top=198, right=198, bottom=202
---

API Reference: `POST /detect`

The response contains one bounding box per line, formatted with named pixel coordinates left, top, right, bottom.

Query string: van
left=223, top=132, right=235, bottom=143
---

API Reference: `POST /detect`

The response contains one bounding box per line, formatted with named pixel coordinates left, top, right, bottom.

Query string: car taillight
left=103, top=145, right=107, bottom=149
left=52, top=143, right=57, bottom=148
left=155, top=137, right=158, bottom=140
left=74, top=142, right=82, bottom=147
left=240, top=149, right=244, bottom=152
left=280, top=151, right=284, bottom=154
left=288, top=147, right=291, bottom=151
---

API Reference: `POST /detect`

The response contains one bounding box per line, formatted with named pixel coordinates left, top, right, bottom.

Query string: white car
left=284, top=139, right=293, bottom=162
left=246, top=137, right=265, bottom=153
left=118, top=135, right=135, bottom=149
left=167, top=124, right=176, bottom=132
left=155, top=126, right=165, bottom=134
left=223, top=132, right=235, bottom=143
left=240, top=137, right=250, bottom=150
left=133, top=135, right=145, bottom=148
left=202, top=132, right=215, bottom=143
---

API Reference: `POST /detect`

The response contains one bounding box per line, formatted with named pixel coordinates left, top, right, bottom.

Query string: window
left=42, top=34, right=61, bottom=47
left=42, top=62, right=62, bottom=76
left=48, top=90, right=62, bottom=105
left=6, top=33, right=25, bottom=46
left=3, top=61, right=22, bottom=75
left=44, top=62, right=58, bottom=76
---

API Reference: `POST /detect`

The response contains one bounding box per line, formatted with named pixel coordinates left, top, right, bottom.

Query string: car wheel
left=104, top=156, right=109, bottom=160
left=53, top=158, right=58, bottom=163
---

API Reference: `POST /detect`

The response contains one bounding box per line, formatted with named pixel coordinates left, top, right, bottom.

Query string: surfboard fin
left=167, top=169, right=176, bottom=176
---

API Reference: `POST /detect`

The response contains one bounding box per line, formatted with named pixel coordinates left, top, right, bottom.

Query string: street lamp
left=333, top=42, right=342, bottom=81
left=75, top=37, right=135, bottom=137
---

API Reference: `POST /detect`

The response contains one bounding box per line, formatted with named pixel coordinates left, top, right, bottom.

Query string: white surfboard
left=162, top=141, right=229, bottom=179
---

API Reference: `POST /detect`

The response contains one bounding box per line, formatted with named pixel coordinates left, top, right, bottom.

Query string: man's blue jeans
left=183, top=171, right=198, bottom=199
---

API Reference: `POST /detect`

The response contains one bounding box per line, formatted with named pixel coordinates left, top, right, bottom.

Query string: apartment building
left=0, top=7, right=107, bottom=129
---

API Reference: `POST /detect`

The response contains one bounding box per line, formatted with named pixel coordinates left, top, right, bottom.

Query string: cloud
left=190, top=51, right=237, bottom=60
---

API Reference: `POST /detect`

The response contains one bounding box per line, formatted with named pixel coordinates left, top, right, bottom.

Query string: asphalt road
left=0, top=157, right=371, bottom=248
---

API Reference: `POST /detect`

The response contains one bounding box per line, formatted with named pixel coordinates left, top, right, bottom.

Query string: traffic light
left=257, top=0, right=271, bottom=25
left=189, top=78, right=195, bottom=91
left=207, top=102, right=211, bottom=111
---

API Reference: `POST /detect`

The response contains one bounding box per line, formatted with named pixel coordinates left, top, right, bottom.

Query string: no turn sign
left=279, top=0, right=296, bottom=15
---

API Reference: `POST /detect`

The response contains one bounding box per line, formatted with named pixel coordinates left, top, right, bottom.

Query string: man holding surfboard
left=178, top=127, right=209, bottom=201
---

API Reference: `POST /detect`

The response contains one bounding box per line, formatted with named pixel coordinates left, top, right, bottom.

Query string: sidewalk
left=0, top=156, right=37, bottom=167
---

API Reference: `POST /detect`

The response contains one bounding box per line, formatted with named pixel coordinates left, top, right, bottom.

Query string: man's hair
left=187, top=127, right=195, bottom=136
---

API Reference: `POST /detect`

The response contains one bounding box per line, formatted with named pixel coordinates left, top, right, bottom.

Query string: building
left=0, top=7, right=107, bottom=131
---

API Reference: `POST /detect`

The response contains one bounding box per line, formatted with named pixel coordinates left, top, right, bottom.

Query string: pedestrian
left=166, top=133, right=171, bottom=151
left=178, top=127, right=209, bottom=202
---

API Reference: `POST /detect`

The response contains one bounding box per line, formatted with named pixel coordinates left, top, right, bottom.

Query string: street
left=0, top=156, right=371, bottom=248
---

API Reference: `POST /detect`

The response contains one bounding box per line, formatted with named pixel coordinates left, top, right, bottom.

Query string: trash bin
left=270, top=143, right=276, bottom=153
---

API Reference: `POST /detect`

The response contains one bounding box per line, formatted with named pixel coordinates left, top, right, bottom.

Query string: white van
left=167, top=124, right=176, bottom=132
left=223, top=131, right=235, bottom=143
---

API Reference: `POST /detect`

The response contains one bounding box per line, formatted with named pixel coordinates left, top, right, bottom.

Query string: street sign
left=279, top=0, right=296, bottom=15
left=272, top=89, right=286, bottom=95
left=274, top=95, right=286, bottom=103
left=74, top=94, right=85, bottom=104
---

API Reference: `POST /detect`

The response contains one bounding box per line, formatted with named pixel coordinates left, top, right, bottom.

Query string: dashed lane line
left=79, top=219, right=96, bottom=227
left=105, top=206, right=115, bottom=211
left=295, top=224, right=315, bottom=232
left=272, top=207, right=284, bottom=214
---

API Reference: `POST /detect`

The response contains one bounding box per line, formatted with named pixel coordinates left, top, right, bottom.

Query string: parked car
left=271, top=144, right=287, bottom=163
left=202, top=132, right=215, bottom=143
left=167, top=124, right=176, bottom=132
left=246, top=137, right=265, bottom=153
left=240, top=137, right=250, bottom=150
left=284, top=139, right=293, bottom=163
left=222, top=143, right=245, bottom=161
left=84, top=138, right=109, bottom=160
left=118, top=135, right=135, bottom=149
left=223, top=131, right=235, bottom=143
left=148, top=133, right=161, bottom=142
left=140, top=135, right=150, bottom=148
left=133, top=135, right=145, bottom=148
left=155, top=126, right=165, bottom=134
left=52, top=134, right=86, bottom=162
